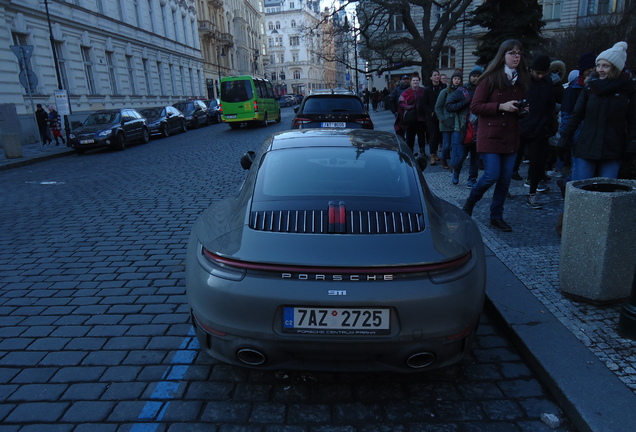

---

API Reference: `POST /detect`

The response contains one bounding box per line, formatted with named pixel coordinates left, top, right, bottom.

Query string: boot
left=462, top=199, right=476, bottom=216
left=441, top=158, right=449, bottom=169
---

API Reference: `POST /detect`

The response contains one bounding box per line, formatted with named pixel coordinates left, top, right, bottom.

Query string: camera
left=514, top=99, right=529, bottom=109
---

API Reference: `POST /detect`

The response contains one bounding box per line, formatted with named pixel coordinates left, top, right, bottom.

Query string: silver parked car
left=186, top=129, right=486, bottom=372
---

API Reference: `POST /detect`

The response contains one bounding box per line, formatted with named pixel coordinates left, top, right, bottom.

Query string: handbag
left=402, top=109, right=417, bottom=125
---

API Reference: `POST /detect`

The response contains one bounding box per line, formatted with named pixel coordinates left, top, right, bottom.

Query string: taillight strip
left=202, top=248, right=471, bottom=275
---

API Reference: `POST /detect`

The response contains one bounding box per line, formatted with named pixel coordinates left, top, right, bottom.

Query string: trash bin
left=1, top=133, right=23, bottom=159
left=560, top=177, right=636, bottom=303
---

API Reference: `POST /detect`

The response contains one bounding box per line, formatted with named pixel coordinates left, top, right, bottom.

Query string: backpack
left=456, top=86, right=478, bottom=146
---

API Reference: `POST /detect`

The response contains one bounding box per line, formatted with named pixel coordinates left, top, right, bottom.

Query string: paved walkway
left=3, top=113, right=636, bottom=431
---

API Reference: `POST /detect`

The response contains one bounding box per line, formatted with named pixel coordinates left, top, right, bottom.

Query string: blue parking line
left=130, top=327, right=198, bottom=430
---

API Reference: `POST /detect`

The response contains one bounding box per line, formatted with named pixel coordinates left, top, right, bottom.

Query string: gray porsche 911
left=185, top=129, right=486, bottom=372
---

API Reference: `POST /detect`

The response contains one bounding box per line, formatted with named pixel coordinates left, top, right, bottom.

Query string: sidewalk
left=368, top=109, right=636, bottom=431
left=2, top=114, right=636, bottom=431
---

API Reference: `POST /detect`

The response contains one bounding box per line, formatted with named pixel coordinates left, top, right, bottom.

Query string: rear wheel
left=275, top=109, right=281, bottom=123
left=261, top=113, right=268, bottom=127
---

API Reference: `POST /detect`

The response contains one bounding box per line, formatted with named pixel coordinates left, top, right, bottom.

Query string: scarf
left=505, top=65, right=518, bottom=84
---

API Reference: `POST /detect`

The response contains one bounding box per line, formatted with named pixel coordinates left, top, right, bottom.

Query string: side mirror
left=240, top=151, right=256, bottom=170
left=415, top=153, right=427, bottom=172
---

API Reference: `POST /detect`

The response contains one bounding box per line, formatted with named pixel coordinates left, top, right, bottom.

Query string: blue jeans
left=451, top=131, right=479, bottom=181
left=467, top=152, right=516, bottom=220
left=572, top=157, right=621, bottom=181
left=441, top=131, right=452, bottom=161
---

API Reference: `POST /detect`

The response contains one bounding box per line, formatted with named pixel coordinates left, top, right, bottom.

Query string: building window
left=54, top=42, right=69, bottom=90
left=275, top=36, right=283, bottom=46
left=269, top=55, right=275, bottom=65
left=268, top=37, right=274, bottom=48
left=438, top=46, right=456, bottom=69
left=172, top=10, right=179, bottom=41
left=143, top=59, right=152, bottom=95
left=107, top=51, right=118, bottom=95
left=293, top=70, right=300, bottom=79
left=268, top=21, right=273, bottom=30
left=147, top=0, right=155, bottom=32
left=290, top=2, right=295, bottom=8
left=126, top=55, right=137, bottom=94
left=96, top=0, right=104, bottom=14
left=388, top=14, right=404, bottom=32
left=291, top=20, right=296, bottom=28
left=292, top=52, right=299, bottom=62
left=289, top=36, right=299, bottom=46
left=116, top=0, right=124, bottom=21
left=133, top=0, right=140, bottom=27
left=541, top=0, right=563, bottom=19
left=81, top=47, right=96, bottom=94
left=189, top=68, right=195, bottom=97
left=275, top=21, right=281, bottom=29
left=180, top=66, right=186, bottom=96
left=169, top=63, right=176, bottom=95
left=157, top=61, right=164, bottom=95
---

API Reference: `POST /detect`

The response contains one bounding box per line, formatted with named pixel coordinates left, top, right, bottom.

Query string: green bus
left=220, top=76, right=281, bottom=129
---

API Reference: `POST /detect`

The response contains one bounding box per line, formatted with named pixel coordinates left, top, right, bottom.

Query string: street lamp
left=216, top=46, right=226, bottom=99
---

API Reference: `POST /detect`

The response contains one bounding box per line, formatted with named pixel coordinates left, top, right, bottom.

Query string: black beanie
left=531, top=55, right=551, bottom=72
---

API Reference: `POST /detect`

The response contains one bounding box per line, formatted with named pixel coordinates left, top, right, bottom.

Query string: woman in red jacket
left=462, top=39, right=529, bottom=232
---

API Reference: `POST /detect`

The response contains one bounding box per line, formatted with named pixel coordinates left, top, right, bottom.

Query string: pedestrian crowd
left=390, top=39, right=635, bottom=233
left=35, top=103, right=66, bottom=146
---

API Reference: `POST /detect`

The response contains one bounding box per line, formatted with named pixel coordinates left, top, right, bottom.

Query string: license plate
left=225, top=115, right=237, bottom=119
left=283, top=307, right=390, bottom=335
left=80, top=139, right=94, bottom=144
left=321, top=122, right=346, bottom=128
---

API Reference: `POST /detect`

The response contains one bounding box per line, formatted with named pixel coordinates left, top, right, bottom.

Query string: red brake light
left=293, top=118, right=311, bottom=127
left=218, top=103, right=223, bottom=114
left=253, top=100, right=259, bottom=112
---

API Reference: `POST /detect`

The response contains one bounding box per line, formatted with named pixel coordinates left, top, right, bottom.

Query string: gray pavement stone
left=287, top=404, right=331, bottom=423
left=51, top=366, right=106, bottom=383
left=101, top=382, right=147, bottom=400
left=99, top=366, right=142, bottom=382
left=61, top=382, right=108, bottom=400
left=11, top=367, right=58, bottom=383
left=60, top=401, right=116, bottom=422
left=7, top=383, right=67, bottom=401
left=200, top=401, right=251, bottom=422
left=4, top=401, right=69, bottom=422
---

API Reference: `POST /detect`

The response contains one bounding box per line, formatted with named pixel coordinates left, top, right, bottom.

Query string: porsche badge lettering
left=281, top=273, right=394, bottom=281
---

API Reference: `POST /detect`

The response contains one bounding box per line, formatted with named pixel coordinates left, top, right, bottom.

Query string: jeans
left=451, top=131, right=479, bottom=181
left=467, top=152, right=516, bottom=220
left=572, top=157, right=621, bottom=180
left=440, top=131, right=452, bottom=161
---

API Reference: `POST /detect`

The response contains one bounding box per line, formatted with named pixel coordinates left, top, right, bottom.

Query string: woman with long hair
left=462, top=39, right=530, bottom=232
left=395, top=73, right=428, bottom=155
left=558, top=42, right=636, bottom=180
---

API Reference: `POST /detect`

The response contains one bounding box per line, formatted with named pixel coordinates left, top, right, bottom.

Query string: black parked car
left=204, top=99, right=221, bottom=123
left=291, top=89, right=373, bottom=129
left=138, top=106, right=187, bottom=138
left=69, top=108, right=149, bottom=153
left=173, top=100, right=209, bottom=129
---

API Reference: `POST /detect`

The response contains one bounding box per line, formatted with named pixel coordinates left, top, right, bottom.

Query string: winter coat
left=558, top=73, right=636, bottom=160
left=446, top=83, right=477, bottom=132
left=519, top=75, right=556, bottom=139
left=394, top=86, right=427, bottom=132
left=470, top=76, right=525, bottom=154
left=434, top=87, right=458, bottom=132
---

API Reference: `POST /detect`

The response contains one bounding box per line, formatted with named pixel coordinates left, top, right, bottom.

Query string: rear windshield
left=139, top=108, right=161, bottom=118
left=301, top=97, right=364, bottom=114
left=221, top=80, right=253, bottom=103
left=173, top=102, right=193, bottom=114
left=254, top=147, right=418, bottom=202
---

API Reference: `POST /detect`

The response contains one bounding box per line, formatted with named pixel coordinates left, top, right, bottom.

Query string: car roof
left=267, top=129, right=401, bottom=152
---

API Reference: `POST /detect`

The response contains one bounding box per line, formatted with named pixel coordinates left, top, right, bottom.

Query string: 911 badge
left=328, top=290, right=346, bottom=296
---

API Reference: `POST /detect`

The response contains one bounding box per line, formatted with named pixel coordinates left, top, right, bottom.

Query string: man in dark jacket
left=390, top=75, right=410, bottom=137
left=518, top=55, right=557, bottom=209
left=424, top=70, right=444, bottom=165
left=35, top=104, right=52, bottom=145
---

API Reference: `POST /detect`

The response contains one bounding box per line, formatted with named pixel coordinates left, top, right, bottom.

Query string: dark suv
left=173, top=100, right=209, bottom=128
left=291, top=89, right=373, bottom=130
left=69, top=108, right=149, bottom=153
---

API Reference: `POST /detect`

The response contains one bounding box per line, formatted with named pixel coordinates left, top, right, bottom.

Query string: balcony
left=198, top=20, right=215, bottom=35
left=207, top=0, right=223, bottom=8
left=220, top=33, right=234, bottom=47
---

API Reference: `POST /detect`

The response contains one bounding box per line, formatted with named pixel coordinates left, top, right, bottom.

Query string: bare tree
left=315, top=0, right=474, bottom=83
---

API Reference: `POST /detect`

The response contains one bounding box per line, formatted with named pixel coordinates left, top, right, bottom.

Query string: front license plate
left=283, top=307, right=390, bottom=335
left=321, top=122, right=346, bottom=128
left=80, top=139, right=94, bottom=144
left=225, top=114, right=237, bottom=119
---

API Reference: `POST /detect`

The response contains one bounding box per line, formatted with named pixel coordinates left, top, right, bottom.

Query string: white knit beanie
left=596, top=41, right=628, bottom=71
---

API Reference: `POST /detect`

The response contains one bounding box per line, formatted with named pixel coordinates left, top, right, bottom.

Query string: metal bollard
left=618, top=265, right=636, bottom=340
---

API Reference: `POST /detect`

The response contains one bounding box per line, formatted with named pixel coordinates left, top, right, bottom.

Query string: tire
left=261, top=113, right=268, bottom=127
left=161, top=123, right=170, bottom=138
left=141, top=127, right=150, bottom=144
left=114, top=132, right=126, bottom=151
left=276, top=109, right=281, bottom=123
left=180, top=120, right=187, bottom=133
left=216, top=113, right=221, bottom=124
left=75, top=149, right=85, bottom=155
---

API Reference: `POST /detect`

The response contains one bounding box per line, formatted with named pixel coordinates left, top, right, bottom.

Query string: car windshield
left=139, top=108, right=162, bottom=119
left=254, top=147, right=418, bottom=201
left=221, top=80, right=253, bottom=103
left=301, top=97, right=364, bottom=114
left=84, top=112, right=119, bottom=125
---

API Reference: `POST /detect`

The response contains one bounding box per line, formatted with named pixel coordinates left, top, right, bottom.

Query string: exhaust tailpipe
left=406, top=352, right=435, bottom=369
left=236, top=348, right=266, bottom=366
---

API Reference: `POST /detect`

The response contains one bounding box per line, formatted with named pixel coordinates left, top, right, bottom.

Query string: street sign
left=54, top=90, right=71, bottom=116
left=10, top=45, right=34, bottom=63
left=19, top=68, right=38, bottom=92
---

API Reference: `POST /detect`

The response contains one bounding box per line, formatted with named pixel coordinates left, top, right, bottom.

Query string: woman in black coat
left=558, top=42, right=636, bottom=180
